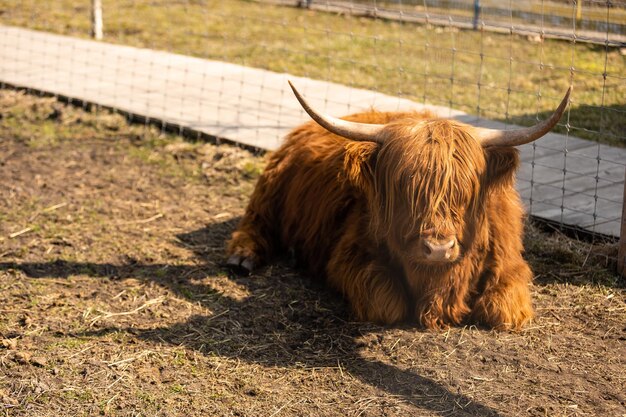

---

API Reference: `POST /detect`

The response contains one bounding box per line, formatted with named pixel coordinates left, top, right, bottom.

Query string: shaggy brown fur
left=227, top=110, right=533, bottom=330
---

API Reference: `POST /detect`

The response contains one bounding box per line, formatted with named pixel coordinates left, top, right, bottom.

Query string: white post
left=618, top=168, right=626, bottom=278
left=91, top=0, right=103, bottom=40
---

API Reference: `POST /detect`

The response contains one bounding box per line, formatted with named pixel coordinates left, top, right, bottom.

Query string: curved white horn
left=288, top=80, right=385, bottom=143
left=474, top=86, right=572, bottom=148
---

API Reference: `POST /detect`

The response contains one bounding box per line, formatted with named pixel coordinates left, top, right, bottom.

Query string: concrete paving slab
left=517, top=138, right=601, bottom=162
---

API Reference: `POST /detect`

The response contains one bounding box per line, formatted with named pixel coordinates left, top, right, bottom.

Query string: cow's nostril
left=423, top=242, right=432, bottom=255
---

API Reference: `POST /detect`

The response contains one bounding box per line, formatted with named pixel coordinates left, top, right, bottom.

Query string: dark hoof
left=226, top=255, right=256, bottom=275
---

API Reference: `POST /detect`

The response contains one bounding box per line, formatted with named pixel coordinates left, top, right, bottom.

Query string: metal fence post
left=91, top=0, right=103, bottom=40
left=473, top=0, right=481, bottom=30
left=618, top=168, right=626, bottom=278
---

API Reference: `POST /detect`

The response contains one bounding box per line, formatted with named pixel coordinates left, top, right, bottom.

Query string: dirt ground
left=0, top=90, right=624, bottom=417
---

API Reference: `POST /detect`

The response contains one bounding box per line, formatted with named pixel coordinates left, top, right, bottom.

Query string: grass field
left=0, top=0, right=624, bottom=146
left=1, top=89, right=625, bottom=416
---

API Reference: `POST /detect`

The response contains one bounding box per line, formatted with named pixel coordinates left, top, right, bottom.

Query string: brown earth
left=0, top=89, right=624, bottom=417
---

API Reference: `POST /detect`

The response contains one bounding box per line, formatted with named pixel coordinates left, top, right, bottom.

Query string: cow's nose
left=423, top=237, right=457, bottom=261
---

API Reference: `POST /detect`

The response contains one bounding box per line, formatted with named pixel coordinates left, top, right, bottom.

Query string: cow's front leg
left=226, top=226, right=267, bottom=272
left=327, top=246, right=409, bottom=325
left=471, top=260, right=534, bottom=330
left=226, top=208, right=277, bottom=273
left=411, top=275, right=471, bottom=330
left=226, top=172, right=280, bottom=273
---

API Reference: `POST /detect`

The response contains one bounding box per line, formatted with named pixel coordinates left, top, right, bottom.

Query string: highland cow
left=227, top=81, right=571, bottom=330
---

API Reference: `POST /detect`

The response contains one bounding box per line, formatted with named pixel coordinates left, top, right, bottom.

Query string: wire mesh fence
left=295, top=0, right=626, bottom=44
left=0, top=0, right=624, bottom=269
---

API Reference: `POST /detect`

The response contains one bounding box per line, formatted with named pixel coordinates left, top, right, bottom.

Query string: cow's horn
left=474, top=86, right=572, bottom=148
left=288, top=80, right=385, bottom=143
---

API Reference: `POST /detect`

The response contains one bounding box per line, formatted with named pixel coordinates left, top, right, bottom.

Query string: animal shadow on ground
left=2, top=219, right=505, bottom=416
